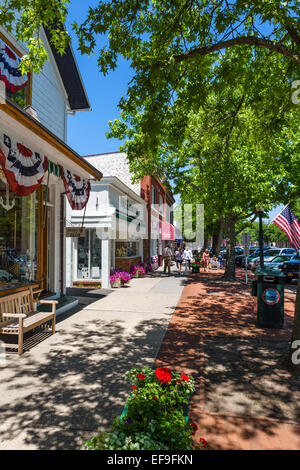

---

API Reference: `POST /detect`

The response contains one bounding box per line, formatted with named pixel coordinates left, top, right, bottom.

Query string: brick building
left=140, top=176, right=175, bottom=267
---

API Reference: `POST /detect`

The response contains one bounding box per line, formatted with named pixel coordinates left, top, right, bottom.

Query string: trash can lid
left=255, top=266, right=286, bottom=277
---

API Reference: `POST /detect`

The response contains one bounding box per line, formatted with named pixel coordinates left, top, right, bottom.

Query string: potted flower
left=85, top=366, right=206, bottom=450
left=119, top=271, right=132, bottom=285
left=192, top=261, right=201, bottom=273
left=142, top=262, right=153, bottom=274
left=110, top=273, right=122, bottom=288
left=130, top=265, right=146, bottom=278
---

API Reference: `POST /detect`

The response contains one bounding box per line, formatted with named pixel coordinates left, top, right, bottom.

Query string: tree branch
left=154, top=36, right=300, bottom=66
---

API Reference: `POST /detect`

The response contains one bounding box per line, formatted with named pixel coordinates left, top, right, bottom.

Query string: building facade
left=0, top=26, right=101, bottom=299
left=80, top=153, right=175, bottom=273
left=141, top=176, right=175, bottom=267
left=66, top=176, right=147, bottom=289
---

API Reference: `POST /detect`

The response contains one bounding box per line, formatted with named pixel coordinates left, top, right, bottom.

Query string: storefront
left=0, top=100, right=102, bottom=297
left=67, top=176, right=147, bottom=289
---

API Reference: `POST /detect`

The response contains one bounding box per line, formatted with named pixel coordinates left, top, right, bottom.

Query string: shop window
left=159, top=195, right=164, bottom=214
left=0, top=175, right=38, bottom=289
left=77, top=229, right=102, bottom=279
left=77, top=234, right=89, bottom=279
left=151, top=186, right=157, bottom=205
left=116, top=241, right=138, bottom=258
left=0, top=37, right=30, bottom=108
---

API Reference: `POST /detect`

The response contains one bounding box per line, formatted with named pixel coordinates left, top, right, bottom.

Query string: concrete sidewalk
left=0, top=268, right=187, bottom=450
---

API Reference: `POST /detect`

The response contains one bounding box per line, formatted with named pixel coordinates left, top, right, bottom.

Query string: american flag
left=273, top=205, right=300, bottom=250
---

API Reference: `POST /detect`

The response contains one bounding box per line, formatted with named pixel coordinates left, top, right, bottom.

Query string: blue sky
left=66, top=1, right=131, bottom=156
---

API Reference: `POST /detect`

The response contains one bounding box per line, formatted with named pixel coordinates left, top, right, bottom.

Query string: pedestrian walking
left=202, top=249, right=211, bottom=272
left=163, top=244, right=172, bottom=275
left=183, top=246, right=193, bottom=271
left=217, top=253, right=224, bottom=269
left=175, top=248, right=183, bottom=275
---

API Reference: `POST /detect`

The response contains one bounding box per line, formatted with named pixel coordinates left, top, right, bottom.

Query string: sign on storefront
left=66, top=227, right=86, bottom=238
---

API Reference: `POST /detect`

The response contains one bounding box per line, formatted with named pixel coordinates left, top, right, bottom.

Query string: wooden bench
left=0, top=287, right=58, bottom=356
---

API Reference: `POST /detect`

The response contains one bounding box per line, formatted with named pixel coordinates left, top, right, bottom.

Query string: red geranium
left=136, top=373, right=145, bottom=380
left=153, top=396, right=158, bottom=400
left=191, top=423, right=198, bottom=435
left=132, top=385, right=137, bottom=389
left=180, top=374, right=189, bottom=382
left=155, top=367, right=172, bottom=383
left=199, top=438, right=207, bottom=447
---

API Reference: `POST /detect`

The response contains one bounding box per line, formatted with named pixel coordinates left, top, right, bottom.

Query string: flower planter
left=84, top=367, right=204, bottom=450
left=111, top=280, right=122, bottom=288
left=192, top=266, right=200, bottom=273
left=132, top=272, right=145, bottom=278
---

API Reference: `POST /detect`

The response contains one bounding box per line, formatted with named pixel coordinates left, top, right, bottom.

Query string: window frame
left=0, top=31, right=32, bottom=107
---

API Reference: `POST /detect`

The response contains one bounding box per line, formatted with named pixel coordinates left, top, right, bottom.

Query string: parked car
left=264, top=254, right=295, bottom=269
left=249, top=248, right=297, bottom=271
left=220, top=247, right=244, bottom=260
left=281, top=252, right=300, bottom=282
left=239, top=250, right=261, bottom=268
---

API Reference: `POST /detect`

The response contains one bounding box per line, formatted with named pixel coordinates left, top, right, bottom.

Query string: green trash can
left=254, top=266, right=285, bottom=329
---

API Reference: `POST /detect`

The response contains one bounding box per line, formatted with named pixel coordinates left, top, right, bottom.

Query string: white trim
left=0, top=27, right=28, bottom=56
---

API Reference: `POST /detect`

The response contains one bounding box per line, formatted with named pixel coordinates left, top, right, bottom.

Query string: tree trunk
left=212, top=216, right=224, bottom=255
left=224, top=215, right=236, bottom=281
left=203, top=233, right=209, bottom=250
left=289, top=276, right=300, bottom=372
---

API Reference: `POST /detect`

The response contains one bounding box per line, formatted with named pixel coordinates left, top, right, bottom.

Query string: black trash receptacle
left=254, top=267, right=285, bottom=329
left=251, top=279, right=257, bottom=297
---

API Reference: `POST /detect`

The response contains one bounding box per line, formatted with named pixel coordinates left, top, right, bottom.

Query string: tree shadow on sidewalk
left=0, top=314, right=171, bottom=449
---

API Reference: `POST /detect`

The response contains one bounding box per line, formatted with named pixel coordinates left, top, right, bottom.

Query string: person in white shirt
left=183, top=247, right=193, bottom=271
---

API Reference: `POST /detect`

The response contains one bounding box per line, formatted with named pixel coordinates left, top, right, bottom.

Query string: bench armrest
left=2, top=313, right=27, bottom=319
left=33, top=289, right=43, bottom=297
left=38, top=300, right=58, bottom=305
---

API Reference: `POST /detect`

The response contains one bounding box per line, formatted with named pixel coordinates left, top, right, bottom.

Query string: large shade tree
left=1, top=0, right=300, bottom=367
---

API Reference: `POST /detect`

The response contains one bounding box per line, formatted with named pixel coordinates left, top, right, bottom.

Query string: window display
left=77, top=229, right=102, bottom=279
left=0, top=175, right=38, bottom=288
left=115, top=241, right=138, bottom=258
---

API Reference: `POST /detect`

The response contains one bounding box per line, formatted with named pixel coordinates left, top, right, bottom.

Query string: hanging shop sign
left=0, top=40, right=29, bottom=93
left=60, top=166, right=90, bottom=211
left=0, top=134, right=48, bottom=196
left=66, top=227, right=86, bottom=238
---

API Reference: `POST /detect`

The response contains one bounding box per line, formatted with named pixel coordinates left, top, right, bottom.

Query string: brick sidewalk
left=155, top=270, right=300, bottom=450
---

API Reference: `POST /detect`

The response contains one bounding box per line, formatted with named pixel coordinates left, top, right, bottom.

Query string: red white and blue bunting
left=60, top=166, right=90, bottom=210
left=0, top=40, right=29, bottom=94
left=0, top=134, right=48, bottom=196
